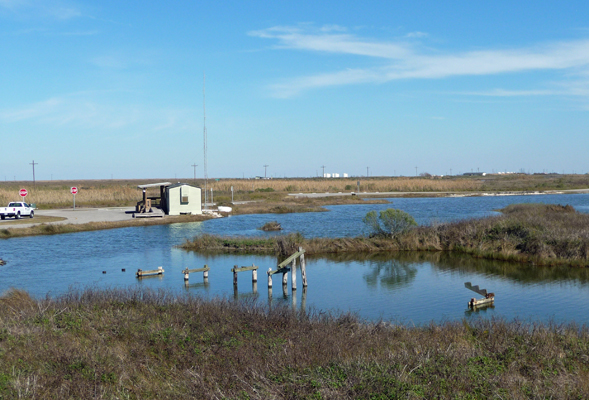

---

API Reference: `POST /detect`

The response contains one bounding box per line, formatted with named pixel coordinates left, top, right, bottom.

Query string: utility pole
left=450, top=168, right=452, bottom=176
left=415, top=166, right=418, bottom=176
left=30, top=160, right=38, bottom=188
left=367, top=167, right=369, bottom=177
left=191, top=163, right=198, bottom=182
left=263, top=164, right=269, bottom=178
left=321, top=165, right=326, bottom=177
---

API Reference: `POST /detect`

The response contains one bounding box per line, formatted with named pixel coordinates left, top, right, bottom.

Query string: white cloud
left=405, top=31, right=428, bottom=38
left=0, top=0, right=82, bottom=20
left=0, top=94, right=196, bottom=133
left=252, top=25, right=589, bottom=98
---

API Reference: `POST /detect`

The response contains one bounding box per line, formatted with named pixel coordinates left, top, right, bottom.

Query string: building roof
left=166, top=182, right=201, bottom=189
left=137, top=182, right=172, bottom=189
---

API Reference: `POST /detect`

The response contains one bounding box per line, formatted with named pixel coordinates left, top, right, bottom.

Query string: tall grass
left=181, top=204, right=589, bottom=267
left=0, top=287, right=589, bottom=398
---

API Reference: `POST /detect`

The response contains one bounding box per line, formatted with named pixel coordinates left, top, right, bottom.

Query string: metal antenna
left=263, top=164, right=269, bottom=178
left=203, top=73, right=208, bottom=210
left=321, top=165, right=326, bottom=177
left=30, top=160, right=38, bottom=188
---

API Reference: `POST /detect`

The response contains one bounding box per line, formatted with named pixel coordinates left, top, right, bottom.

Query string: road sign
left=19, top=188, right=28, bottom=197
left=71, top=187, right=78, bottom=195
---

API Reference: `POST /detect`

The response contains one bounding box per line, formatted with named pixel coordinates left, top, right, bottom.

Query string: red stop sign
left=71, top=187, right=78, bottom=195
left=19, top=189, right=28, bottom=197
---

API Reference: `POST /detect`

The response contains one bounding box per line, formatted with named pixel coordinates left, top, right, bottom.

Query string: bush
left=363, top=209, right=417, bottom=238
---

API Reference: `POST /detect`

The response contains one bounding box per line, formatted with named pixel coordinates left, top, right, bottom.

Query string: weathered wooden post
left=282, top=270, right=288, bottom=287
left=252, top=268, right=257, bottom=283
left=267, top=268, right=273, bottom=288
left=233, top=265, right=238, bottom=287
left=291, top=257, right=297, bottom=291
left=300, top=247, right=308, bottom=287
left=182, top=265, right=210, bottom=283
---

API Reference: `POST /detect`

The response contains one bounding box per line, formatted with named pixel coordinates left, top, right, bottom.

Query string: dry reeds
left=0, top=287, right=589, bottom=398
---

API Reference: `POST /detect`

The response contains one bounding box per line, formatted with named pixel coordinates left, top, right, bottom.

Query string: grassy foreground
left=181, top=204, right=589, bottom=267
left=1, top=288, right=588, bottom=399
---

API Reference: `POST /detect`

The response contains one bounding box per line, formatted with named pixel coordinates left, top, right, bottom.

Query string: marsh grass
left=0, top=287, right=589, bottom=398
left=182, top=204, right=589, bottom=267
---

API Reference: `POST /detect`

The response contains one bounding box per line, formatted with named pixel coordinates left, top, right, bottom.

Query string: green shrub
left=363, top=209, right=417, bottom=238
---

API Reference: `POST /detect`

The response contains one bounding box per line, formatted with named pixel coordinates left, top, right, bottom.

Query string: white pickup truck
left=0, top=202, right=35, bottom=220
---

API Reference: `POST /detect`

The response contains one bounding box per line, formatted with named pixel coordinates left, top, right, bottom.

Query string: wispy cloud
left=0, top=0, right=82, bottom=20
left=251, top=25, right=589, bottom=98
left=0, top=94, right=195, bottom=133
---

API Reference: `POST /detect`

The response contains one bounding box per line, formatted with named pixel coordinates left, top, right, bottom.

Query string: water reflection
left=363, top=259, right=418, bottom=290
left=315, top=251, right=589, bottom=286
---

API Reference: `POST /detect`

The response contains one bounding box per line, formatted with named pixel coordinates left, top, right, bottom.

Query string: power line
left=191, top=163, right=198, bottom=182
left=29, top=160, right=38, bottom=188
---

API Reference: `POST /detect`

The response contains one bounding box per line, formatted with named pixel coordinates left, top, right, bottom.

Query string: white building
left=165, top=183, right=202, bottom=215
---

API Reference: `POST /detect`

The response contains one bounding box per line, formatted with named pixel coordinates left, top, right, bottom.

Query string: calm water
left=1, top=193, right=589, bottom=325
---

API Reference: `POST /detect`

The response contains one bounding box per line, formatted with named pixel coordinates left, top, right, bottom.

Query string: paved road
left=0, top=207, right=135, bottom=229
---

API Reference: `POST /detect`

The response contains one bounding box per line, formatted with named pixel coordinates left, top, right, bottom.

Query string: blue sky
left=2, top=1, right=589, bottom=180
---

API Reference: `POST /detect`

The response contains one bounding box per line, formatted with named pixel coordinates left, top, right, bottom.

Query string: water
left=1, top=193, right=588, bottom=325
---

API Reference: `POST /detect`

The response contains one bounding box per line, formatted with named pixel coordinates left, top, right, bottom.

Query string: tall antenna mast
left=203, top=72, right=208, bottom=210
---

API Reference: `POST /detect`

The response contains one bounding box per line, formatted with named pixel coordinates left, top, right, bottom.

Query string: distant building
left=165, top=183, right=202, bottom=215
left=463, top=172, right=486, bottom=176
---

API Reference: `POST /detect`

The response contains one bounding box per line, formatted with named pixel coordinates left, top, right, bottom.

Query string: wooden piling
left=291, top=257, right=297, bottom=290
left=181, top=265, right=210, bottom=282
left=252, top=268, right=257, bottom=283
left=136, top=266, right=164, bottom=277
left=233, top=265, right=238, bottom=287
left=300, top=247, right=308, bottom=287
left=267, top=268, right=273, bottom=288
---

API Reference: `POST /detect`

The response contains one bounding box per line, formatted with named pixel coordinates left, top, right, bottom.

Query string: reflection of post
left=301, top=286, right=307, bottom=311
left=292, top=290, right=297, bottom=310
left=291, top=258, right=297, bottom=291
left=233, top=285, right=238, bottom=300
left=252, top=281, right=258, bottom=294
left=268, top=287, right=273, bottom=308
left=282, top=283, right=288, bottom=298
left=300, top=247, right=308, bottom=287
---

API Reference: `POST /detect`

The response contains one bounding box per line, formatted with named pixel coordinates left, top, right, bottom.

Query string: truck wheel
left=0, top=215, right=4, bottom=220
left=30, top=211, right=34, bottom=218
left=16, top=212, right=20, bottom=219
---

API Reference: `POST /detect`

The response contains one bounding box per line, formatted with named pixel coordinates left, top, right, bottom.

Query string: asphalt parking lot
left=0, top=207, right=135, bottom=229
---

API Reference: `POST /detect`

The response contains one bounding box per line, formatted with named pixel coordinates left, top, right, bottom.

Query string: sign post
left=71, top=187, right=78, bottom=209
left=19, top=188, right=28, bottom=200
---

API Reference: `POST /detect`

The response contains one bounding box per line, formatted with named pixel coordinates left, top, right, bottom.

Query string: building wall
left=166, top=185, right=202, bottom=215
